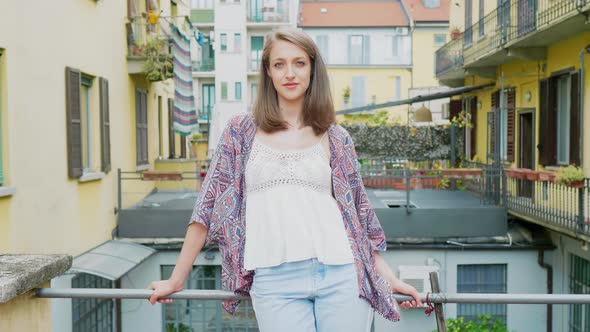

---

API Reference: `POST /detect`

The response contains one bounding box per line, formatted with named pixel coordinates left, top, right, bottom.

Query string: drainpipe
left=579, top=46, right=588, bottom=171
left=538, top=249, right=553, bottom=332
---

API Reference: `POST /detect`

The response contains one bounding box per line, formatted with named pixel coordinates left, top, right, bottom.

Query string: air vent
left=398, top=265, right=439, bottom=296
left=383, top=200, right=417, bottom=209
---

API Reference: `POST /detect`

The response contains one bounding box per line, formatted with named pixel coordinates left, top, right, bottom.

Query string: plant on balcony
left=523, top=169, right=540, bottom=181
left=142, top=37, right=173, bottom=82
left=556, top=165, right=585, bottom=188
left=450, top=27, right=461, bottom=40
left=342, top=86, right=351, bottom=105
left=434, top=315, right=507, bottom=332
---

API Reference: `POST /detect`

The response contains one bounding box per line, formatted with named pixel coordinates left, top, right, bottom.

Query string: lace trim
left=252, top=138, right=328, bottom=161
left=247, top=178, right=331, bottom=193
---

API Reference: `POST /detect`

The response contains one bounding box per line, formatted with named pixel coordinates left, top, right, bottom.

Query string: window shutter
left=490, top=91, right=499, bottom=156
left=470, top=97, right=478, bottom=158
left=180, top=135, right=187, bottom=159
left=570, top=71, right=581, bottom=166
left=450, top=99, right=462, bottom=120
left=506, top=89, right=515, bottom=162
left=538, top=78, right=557, bottom=166
left=168, top=98, right=176, bottom=158
left=66, top=67, right=83, bottom=178
left=99, top=77, right=111, bottom=173
left=136, top=90, right=148, bottom=166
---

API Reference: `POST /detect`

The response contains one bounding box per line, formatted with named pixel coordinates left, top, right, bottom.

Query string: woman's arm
left=374, top=251, right=423, bottom=309
left=148, top=222, right=208, bottom=304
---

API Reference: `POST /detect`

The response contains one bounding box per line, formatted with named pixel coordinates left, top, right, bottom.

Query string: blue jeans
left=250, top=258, right=374, bottom=332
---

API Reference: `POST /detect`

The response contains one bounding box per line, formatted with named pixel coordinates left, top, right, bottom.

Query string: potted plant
left=342, top=86, right=351, bottom=105
left=142, top=37, right=173, bottom=82
left=450, top=27, right=461, bottom=40
left=523, top=169, right=540, bottom=181
left=556, top=165, right=585, bottom=188
left=538, top=170, right=556, bottom=182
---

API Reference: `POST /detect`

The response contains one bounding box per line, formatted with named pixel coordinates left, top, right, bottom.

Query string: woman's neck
left=279, top=99, right=304, bottom=129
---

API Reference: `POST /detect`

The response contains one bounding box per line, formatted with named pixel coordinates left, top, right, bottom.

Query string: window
left=479, top=0, right=485, bottom=37
left=234, top=33, right=241, bottom=52
left=464, top=0, right=475, bottom=43
left=220, top=33, right=227, bottom=52
left=65, top=67, right=111, bottom=178
left=348, top=35, right=369, bottom=65
left=192, top=0, right=214, bottom=8
left=457, top=264, right=507, bottom=325
left=250, top=83, right=258, bottom=107
left=557, top=75, right=571, bottom=165
left=569, top=254, right=590, bottom=332
left=250, top=36, right=264, bottom=71
left=489, top=90, right=515, bottom=162
left=316, top=35, right=329, bottom=63
left=72, top=274, right=114, bottom=332
left=539, top=72, right=580, bottom=166
left=424, top=0, right=440, bottom=8
left=168, top=98, right=176, bottom=158
left=351, top=76, right=366, bottom=108
left=434, top=34, right=446, bottom=47
left=221, top=82, right=227, bottom=100
left=135, top=89, right=148, bottom=166
left=235, top=82, right=242, bottom=100
left=162, top=265, right=258, bottom=331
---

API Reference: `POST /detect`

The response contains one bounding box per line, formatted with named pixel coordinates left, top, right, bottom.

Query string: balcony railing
left=247, top=0, right=289, bottom=23
left=192, top=57, right=215, bottom=72
left=502, top=170, right=590, bottom=239
left=126, top=16, right=170, bottom=58
left=435, top=37, right=464, bottom=76
left=437, top=0, right=589, bottom=74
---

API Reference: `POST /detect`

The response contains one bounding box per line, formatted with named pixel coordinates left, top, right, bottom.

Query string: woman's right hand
left=147, top=279, right=183, bottom=305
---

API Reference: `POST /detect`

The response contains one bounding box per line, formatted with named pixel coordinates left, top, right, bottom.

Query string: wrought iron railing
left=247, top=0, right=289, bottom=23
left=463, top=0, right=588, bottom=64
left=435, top=36, right=464, bottom=76
left=437, top=0, right=589, bottom=72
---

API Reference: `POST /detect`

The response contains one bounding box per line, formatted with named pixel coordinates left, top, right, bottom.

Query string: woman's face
left=267, top=40, right=311, bottom=105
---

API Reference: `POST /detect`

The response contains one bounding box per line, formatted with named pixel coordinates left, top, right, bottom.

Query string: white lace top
left=243, top=132, right=354, bottom=271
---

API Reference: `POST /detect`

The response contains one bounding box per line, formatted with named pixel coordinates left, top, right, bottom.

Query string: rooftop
left=299, top=1, right=409, bottom=27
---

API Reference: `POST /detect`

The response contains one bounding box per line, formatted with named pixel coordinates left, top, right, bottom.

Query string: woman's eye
left=297, top=61, right=305, bottom=66
left=274, top=63, right=283, bottom=68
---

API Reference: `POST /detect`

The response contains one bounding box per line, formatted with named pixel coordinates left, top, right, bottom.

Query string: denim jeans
left=250, top=258, right=374, bottom=332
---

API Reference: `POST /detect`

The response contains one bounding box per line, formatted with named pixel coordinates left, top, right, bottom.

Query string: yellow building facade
left=0, top=0, right=193, bottom=330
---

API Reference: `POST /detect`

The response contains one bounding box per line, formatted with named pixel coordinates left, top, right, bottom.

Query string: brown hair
left=253, top=28, right=335, bottom=135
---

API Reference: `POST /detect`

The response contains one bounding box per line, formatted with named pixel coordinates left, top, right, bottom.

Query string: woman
left=149, top=28, right=421, bottom=331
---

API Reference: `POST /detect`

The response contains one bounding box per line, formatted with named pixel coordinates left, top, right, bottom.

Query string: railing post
left=578, top=186, right=585, bottom=230
left=406, top=169, right=411, bottom=215
left=450, top=123, right=457, bottom=191
left=429, top=272, right=447, bottom=332
left=117, top=168, right=122, bottom=215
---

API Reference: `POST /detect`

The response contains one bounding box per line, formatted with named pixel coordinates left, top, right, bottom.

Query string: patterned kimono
left=190, top=113, right=400, bottom=321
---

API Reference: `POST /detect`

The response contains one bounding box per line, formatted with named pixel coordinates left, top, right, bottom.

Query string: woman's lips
left=283, top=83, right=298, bottom=88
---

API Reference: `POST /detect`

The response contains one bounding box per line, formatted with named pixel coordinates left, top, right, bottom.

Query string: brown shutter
left=66, top=67, right=83, bottom=178
left=470, top=97, right=477, bottom=158
left=538, top=78, right=557, bottom=166
left=180, top=136, right=187, bottom=159
left=141, top=92, right=148, bottom=165
left=450, top=99, right=462, bottom=120
left=99, top=77, right=111, bottom=173
left=506, top=89, right=515, bottom=162
left=490, top=91, right=500, bottom=155
left=168, top=98, right=176, bottom=159
left=570, top=71, right=581, bottom=166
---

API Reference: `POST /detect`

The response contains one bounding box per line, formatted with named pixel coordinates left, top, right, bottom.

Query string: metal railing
left=35, top=288, right=590, bottom=304
left=126, top=16, right=171, bottom=58
left=192, top=57, right=215, bottom=72
left=436, top=0, right=589, bottom=73
left=247, top=0, right=289, bottom=23
left=503, top=174, right=590, bottom=238
left=435, top=35, right=464, bottom=76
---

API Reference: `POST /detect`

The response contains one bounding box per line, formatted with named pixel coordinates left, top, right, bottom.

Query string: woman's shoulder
left=226, top=112, right=255, bottom=131
left=329, top=123, right=353, bottom=145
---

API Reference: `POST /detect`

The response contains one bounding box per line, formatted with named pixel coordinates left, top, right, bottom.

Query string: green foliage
left=342, top=85, right=351, bottom=99
left=142, top=37, right=173, bottom=82
left=165, top=322, right=191, bottom=332
left=190, top=132, right=203, bottom=142
left=556, top=164, right=585, bottom=185
left=343, top=123, right=464, bottom=161
left=435, top=315, right=508, bottom=332
left=451, top=110, right=473, bottom=129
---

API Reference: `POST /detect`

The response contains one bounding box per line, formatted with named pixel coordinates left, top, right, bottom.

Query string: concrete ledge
left=0, top=186, right=16, bottom=197
left=0, top=254, right=72, bottom=303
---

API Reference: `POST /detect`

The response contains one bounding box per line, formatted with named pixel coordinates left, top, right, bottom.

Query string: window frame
left=457, top=264, right=508, bottom=325
left=220, top=33, right=227, bottom=52
left=235, top=82, right=242, bottom=100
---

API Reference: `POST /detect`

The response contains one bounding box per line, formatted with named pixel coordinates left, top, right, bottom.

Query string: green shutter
left=235, top=82, right=241, bottom=100
left=221, top=82, right=227, bottom=100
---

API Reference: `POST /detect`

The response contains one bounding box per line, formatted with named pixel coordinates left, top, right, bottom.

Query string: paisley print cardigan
left=189, top=113, right=400, bottom=321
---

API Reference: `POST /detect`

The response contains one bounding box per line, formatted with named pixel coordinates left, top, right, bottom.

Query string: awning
left=68, top=240, right=156, bottom=280
left=336, top=82, right=495, bottom=115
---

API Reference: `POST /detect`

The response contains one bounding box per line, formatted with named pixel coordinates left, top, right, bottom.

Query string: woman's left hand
left=391, top=279, right=423, bottom=309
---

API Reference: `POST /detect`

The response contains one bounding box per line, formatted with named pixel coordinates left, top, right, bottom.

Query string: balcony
left=246, top=0, right=290, bottom=27
left=248, top=55, right=262, bottom=75
left=192, top=57, right=215, bottom=72
left=502, top=169, right=590, bottom=242
left=191, top=8, right=214, bottom=27
left=126, top=16, right=172, bottom=75
left=435, top=0, right=590, bottom=83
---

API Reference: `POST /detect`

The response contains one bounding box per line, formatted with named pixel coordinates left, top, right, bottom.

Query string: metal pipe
left=538, top=249, right=553, bottom=332
left=35, top=288, right=590, bottom=304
